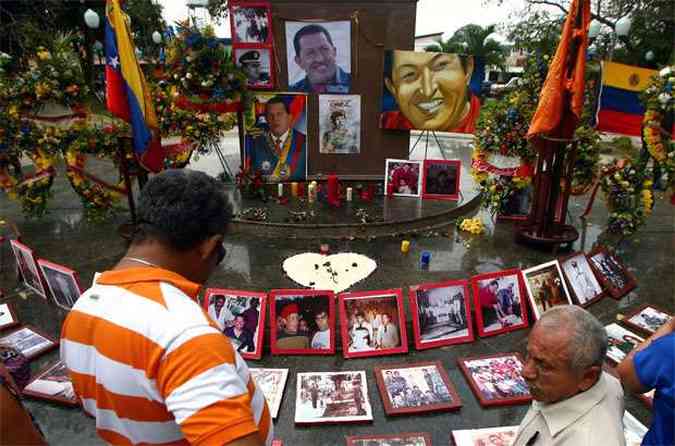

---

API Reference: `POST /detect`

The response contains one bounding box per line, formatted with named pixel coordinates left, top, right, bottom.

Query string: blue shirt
left=634, top=333, right=675, bottom=446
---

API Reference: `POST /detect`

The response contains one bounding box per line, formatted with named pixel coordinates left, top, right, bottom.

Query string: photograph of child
left=385, top=159, right=422, bottom=197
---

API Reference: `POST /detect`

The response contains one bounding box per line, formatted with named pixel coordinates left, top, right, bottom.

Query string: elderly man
left=61, top=170, right=272, bottom=446
left=289, top=24, right=351, bottom=93
left=512, top=306, right=624, bottom=446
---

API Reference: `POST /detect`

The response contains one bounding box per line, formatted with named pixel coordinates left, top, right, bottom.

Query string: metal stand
left=408, top=130, right=447, bottom=160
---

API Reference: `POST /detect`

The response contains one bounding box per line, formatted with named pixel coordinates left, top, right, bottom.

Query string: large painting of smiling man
left=380, top=50, right=481, bottom=133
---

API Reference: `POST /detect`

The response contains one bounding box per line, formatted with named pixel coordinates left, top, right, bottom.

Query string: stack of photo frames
left=229, top=1, right=275, bottom=90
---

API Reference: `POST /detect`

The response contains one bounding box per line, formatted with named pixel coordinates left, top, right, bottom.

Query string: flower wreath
left=600, top=161, right=654, bottom=236
left=63, top=122, right=128, bottom=221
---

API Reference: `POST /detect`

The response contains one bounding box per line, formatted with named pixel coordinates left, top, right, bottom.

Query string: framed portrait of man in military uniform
left=234, top=48, right=274, bottom=90
left=244, top=93, right=308, bottom=182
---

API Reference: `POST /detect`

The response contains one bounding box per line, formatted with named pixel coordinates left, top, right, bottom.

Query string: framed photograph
left=587, top=247, right=637, bottom=299
left=0, top=303, right=19, bottom=331
left=408, top=279, right=474, bottom=350
left=421, top=159, right=461, bottom=201
left=249, top=368, right=289, bottom=419
left=0, top=326, right=58, bottom=360
left=451, top=426, right=519, bottom=446
left=202, top=289, right=266, bottom=360
left=559, top=252, right=604, bottom=307
left=244, top=93, right=308, bottom=182
left=346, top=433, right=432, bottom=446
left=374, top=361, right=461, bottom=415
left=270, top=289, right=336, bottom=355
left=285, top=20, right=352, bottom=93
left=295, top=371, right=372, bottom=424
left=319, top=94, right=361, bottom=154
left=234, top=47, right=274, bottom=90
left=605, top=323, right=644, bottom=365
left=339, top=288, right=408, bottom=359
left=458, top=353, right=531, bottom=407
left=37, top=259, right=84, bottom=310
left=470, top=269, right=529, bottom=337
left=9, top=240, right=47, bottom=298
left=385, top=159, right=423, bottom=198
left=230, top=2, right=272, bottom=45
left=497, top=182, right=533, bottom=221
left=623, top=411, right=648, bottom=446
left=22, top=360, right=78, bottom=406
left=522, top=260, right=573, bottom=320
left=622, top=304, right=672, bottom=336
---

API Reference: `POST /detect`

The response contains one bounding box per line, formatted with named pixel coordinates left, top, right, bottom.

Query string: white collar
left=272, top=129, right=290, bottom=145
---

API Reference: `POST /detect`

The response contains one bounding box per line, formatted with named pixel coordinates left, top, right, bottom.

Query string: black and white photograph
left=319, top=94, right=360, bottom=154
left=295, top=371, right=372, bottom=424
left=37, top=259, right=83, bottom=310
left=285, top=20, right=352, bottom=93
left=560, top=253, right=604, bottom=306
left=235, top=48, right=273, bottom=89
left=230, top=3, right=271, bottom=45
left=588, top=247, right=637, bottom=299
left=0, top=326, right=57, bottom=359
left=10, top=240, right=46, bottom=298
left=605, top=323, right=644, bottom=364
left=624, top=305, right=672, bottom=335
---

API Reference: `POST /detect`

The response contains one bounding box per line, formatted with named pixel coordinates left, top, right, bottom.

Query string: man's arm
left=617, top=317, right=675, bottom=394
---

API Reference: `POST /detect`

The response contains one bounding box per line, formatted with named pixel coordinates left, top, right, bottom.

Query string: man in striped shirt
left=61, top=169, right=272, bottom=446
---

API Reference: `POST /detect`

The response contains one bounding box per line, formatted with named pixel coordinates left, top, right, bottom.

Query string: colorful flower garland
left=600, top=161, right=653, bottom=236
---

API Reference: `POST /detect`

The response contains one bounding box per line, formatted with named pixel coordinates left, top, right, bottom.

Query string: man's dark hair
left=134, top=169, right=232, bottom=251
left=293, top=24, right=334, bottom=56
left=266, top=96, right=290, bottom=114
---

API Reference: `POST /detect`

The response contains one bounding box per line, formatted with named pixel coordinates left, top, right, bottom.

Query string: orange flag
left=527, top=0, right=591, bottom=141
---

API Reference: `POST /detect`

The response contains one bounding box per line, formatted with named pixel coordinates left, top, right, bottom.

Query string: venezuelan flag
left=105, top=0, right=163, bottom=172
left=596, top=61, right=658, bottom=136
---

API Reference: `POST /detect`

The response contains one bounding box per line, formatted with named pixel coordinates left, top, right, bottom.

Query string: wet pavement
left=0, top=134, right=673, bottom=445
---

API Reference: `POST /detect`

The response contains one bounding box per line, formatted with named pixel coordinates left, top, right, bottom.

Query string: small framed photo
left=339, top=289, right=408, bottom=359
left=497, top=182, right=533, bottom=221
left=522, top=260, right=573, bottom=320
left=203, top=289, right=267, bottom=360
left=622, top=304, right=672, bottom=336
left=587, top=247, right=637, bottom=299
left=559, top=252, right=604, bottom=307
left=421, top=159, right=461, bottom=200
left=623, top=411, right=648, bottom=446
left=9, top=240, right=47, bottom=298
left=605, top=323, right=644, bottom=365
left=0, top=325, right=58, bottom=360
left=470, top=269, right=529, bottom=337
left=229, top=2, right=272, bottom=45
left=295, top=371, right=372, bottom=424
left=249, top=368, right=289, bottom=419
left=0, top=303, right=19, bottom=331
left=458, top=353, right=531, bottom=407
left=346, top=433, right=432, bottom=446
left=408, top=279, right=474, bottom=350
left=385, top=159, right=423, bottom=198
left=37, top=259, right=84, bottom=310
left=270, top=289, right=336, bottom=355
left=451, top=426, right=519, bottom=446
left=374, top=361, right=461, bottom=416
left=234, top=47, right=274, bottom=90
left=22, top=360, right=78, bottom=406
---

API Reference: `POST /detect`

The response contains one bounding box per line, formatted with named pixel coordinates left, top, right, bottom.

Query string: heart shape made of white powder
left=282, top=252, right=377, bottom=293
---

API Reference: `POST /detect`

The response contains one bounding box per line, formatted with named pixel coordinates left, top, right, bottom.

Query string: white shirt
left=512, top=372, right=625, bottom=446
left=311, top=329, right=330, bottom=349
left=271, top=129, right=290, bottom=149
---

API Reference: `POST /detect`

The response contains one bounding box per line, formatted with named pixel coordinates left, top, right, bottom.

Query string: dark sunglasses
left=215, top=244, right=226, bottom=266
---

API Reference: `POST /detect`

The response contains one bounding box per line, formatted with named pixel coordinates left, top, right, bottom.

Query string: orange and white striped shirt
left=60, top=267, right=272, bottom=446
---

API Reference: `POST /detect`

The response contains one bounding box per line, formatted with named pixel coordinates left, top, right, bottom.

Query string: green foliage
left=425, top=24, right=507, bottom=69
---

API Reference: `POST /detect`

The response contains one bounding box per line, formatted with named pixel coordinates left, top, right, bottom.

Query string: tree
left=425, top=24, right=507, bottom=70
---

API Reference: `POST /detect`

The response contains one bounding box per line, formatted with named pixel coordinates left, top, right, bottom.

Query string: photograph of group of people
left=522, top=260, right=573, bottom=319
left=588, top=247, right=636, bottom=298
left=295, top=371, right=372, bottom=423
left=624, top=304, right=672, bottom=335
left=347, top=433, right=431, bottom=446
left=385, top=159, right=422, bottom=197
left=271, top=290, right=334, bottom=354
left=231, top=4, right=270, bottom=44
left=472, top=270, right=528, bottom=337
left=459, top=354, right=531, bottom=406
left=0, top=326, right=57, bottom=360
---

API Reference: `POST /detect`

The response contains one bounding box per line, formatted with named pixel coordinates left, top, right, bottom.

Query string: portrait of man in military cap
left=235, top=48, right=273, bottom=89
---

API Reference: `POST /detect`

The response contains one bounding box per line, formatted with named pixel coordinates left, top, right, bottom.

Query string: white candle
left=308, top=184, right=315, bottom=202
left=278, top=183, right=283, bottom=197
left=346, top=187, right=353, bottom=201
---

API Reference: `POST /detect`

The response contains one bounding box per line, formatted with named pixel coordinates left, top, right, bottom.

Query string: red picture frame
left=470, top=269, right=529, bottom=338
left=269, top=289, right=336, bottom=356
left=587, top=246, right=637, bottom=299
left=22, top=360, right=78, bottom=406
left=338, top=288, right=408, bottom=359
left=0, top=302, right=19, bottom=331
left=0, top=325, right=58, bottom=360
left=9, top=240, right=47, bottom=299
left=558, top=252, right=605, bottom=307
left=374, top=360, right=462, bottom=416
left=421, top=159, right=461, bottom=200
left=229, top=1, right=273, bottom=46
left=202, top=288, right=267, bottom=360
left=233, top=46, right=276, bottom=91
left=408, top=279, right=474, bottom=350
left=621, top=304, right=672, bottom=337
left=37, top=259, right=84, bottom=310
left=458, top=353, right=532, bottom=407
left=346, top=433, right=432, bottom=446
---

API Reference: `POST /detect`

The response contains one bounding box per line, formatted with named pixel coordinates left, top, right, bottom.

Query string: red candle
left=327, top=174, right=339, bottom=205
left=387, top=183, right=394, bottom=196
left=297, top=182, right=305, bottom=198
